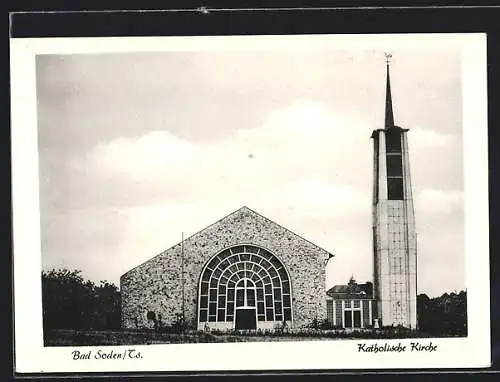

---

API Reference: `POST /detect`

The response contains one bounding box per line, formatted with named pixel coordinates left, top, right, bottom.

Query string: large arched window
left=198, top=245, right=292, bottom=327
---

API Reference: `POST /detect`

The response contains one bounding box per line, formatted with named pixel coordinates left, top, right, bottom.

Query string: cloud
left=410, top=127, right=457, bottom=149
left=74, top=97, right=372, bottom=226
left=66, top=99, right=370, bottom=205
left=44, top=100, right=373, bottom=284
left=416, top=219, right=465, bottom=298
left=41, top=98, right=465, bottom=297
left=67, top=103, right=460, bottom=212
left=416, top=188, right=464, bottom=215
left=254, top=99, right=348, bottom=136
left=41, top=207, right=131, bottom=280
left=279, top=177, right=368, bottom=217
left=74, top=130, right=195, bottom=181
left=407, top=126, right=463, bottom=191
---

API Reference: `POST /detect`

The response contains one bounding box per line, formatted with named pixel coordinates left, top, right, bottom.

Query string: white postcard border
left=10, top=33, right=490, bottom=373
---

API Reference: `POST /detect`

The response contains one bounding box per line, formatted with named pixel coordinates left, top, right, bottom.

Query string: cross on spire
left=385, top=52, right=392, bottom=65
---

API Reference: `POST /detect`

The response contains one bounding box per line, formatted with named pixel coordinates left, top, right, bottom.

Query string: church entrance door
left=235, top=309, right=256, bottom=330
left=233, top=278, right=257, bottom=330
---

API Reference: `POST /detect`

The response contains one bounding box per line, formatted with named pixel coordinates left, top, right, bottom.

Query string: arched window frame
left=198, top=244, right=293, bottom=325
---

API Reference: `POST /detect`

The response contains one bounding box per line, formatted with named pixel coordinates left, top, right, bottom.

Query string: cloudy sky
left=36, top=38, right=465, bottom=297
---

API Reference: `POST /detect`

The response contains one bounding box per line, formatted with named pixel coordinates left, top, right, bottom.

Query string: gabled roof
left=232, top=206, right=334, bottom=256
left=122, top=205, right=333, bottom=278
left=166, top=205, right=333, bottom=257
left=326, top=281, right=373, bottom=300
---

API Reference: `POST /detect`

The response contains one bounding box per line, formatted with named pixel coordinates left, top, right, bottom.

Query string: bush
left=42, top=269, right=121, bottom=330
left=157, top=314, right=195, bottom=334
left=417, top=291, right=467, bottom=336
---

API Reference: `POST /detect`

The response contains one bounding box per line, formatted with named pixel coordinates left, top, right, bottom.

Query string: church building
left=121, top=207, right=329, bottom=331
left=120, top=59, right=418, bottom=331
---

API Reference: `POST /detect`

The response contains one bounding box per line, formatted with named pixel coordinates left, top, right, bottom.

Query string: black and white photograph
left=11, top=33, right=490, bottom=372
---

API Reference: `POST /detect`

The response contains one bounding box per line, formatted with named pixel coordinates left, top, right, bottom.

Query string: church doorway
left=235, top=309, right=256, bottom=330
left=234, top=278, right=257, bottom=330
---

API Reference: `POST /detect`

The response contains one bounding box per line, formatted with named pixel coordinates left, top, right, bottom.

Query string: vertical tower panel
left=402, top=134, right=418, bottom=329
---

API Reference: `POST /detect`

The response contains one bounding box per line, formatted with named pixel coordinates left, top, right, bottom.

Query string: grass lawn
left=44, top=329, right=365, bottom=346
left=45, top=329, right=335, bottom=346
left=43, top=328, right=453, bottom=346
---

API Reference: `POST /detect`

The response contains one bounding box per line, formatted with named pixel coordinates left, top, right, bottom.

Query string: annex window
left=353, top=311, right=361, bottom=328
left=344, top=310, right=352, bottom=328
left=343, top=300, right=363, bottom=329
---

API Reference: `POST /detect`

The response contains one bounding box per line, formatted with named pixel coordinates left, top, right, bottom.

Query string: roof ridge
left=243, top=205, right=333, bottom=256
left=121, top=205, right=332, bottom=279
left=121, top=205, right=249, bottom=278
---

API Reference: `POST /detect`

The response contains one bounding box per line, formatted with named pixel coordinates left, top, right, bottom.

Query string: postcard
left=11, top=32, right=490, bottom=373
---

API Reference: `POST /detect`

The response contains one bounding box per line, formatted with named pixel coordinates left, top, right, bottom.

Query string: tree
left=417, top=290, right=467, bottom=336
left=42, top=268, right=121, bottom=330
left=94, top=281, right=122, bottom=329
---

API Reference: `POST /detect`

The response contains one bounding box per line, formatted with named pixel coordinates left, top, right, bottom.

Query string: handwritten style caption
left=357, top=341, right=438, bottom=353
left=71, top=349, right=143, bottom=360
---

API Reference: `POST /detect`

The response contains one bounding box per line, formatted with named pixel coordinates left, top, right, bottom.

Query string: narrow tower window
left=385, top=131, right=402, bottom=153
left=386, top=155, right=403, bottom=177
left=385, top=130, right=404, bottom=200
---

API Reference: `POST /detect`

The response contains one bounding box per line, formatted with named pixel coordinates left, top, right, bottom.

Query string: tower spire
left=384, top=53, right=395, bottom=129
left=372, top=53, right=418, bottom=329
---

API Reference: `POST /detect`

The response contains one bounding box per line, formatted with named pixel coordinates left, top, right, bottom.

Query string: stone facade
left=120, top=206, right=329, bottom=330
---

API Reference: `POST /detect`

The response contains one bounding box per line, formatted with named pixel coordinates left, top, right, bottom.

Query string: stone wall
left=120, top=206, right=329, bottom=329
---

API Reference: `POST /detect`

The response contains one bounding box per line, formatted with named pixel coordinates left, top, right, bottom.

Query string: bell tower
left=371, top=55, right=417, bottom=329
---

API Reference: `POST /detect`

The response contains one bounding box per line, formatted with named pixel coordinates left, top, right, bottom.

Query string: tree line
left=42, top=268, right=121, bottom=330
left=417, top=290, right=467, bottom=336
